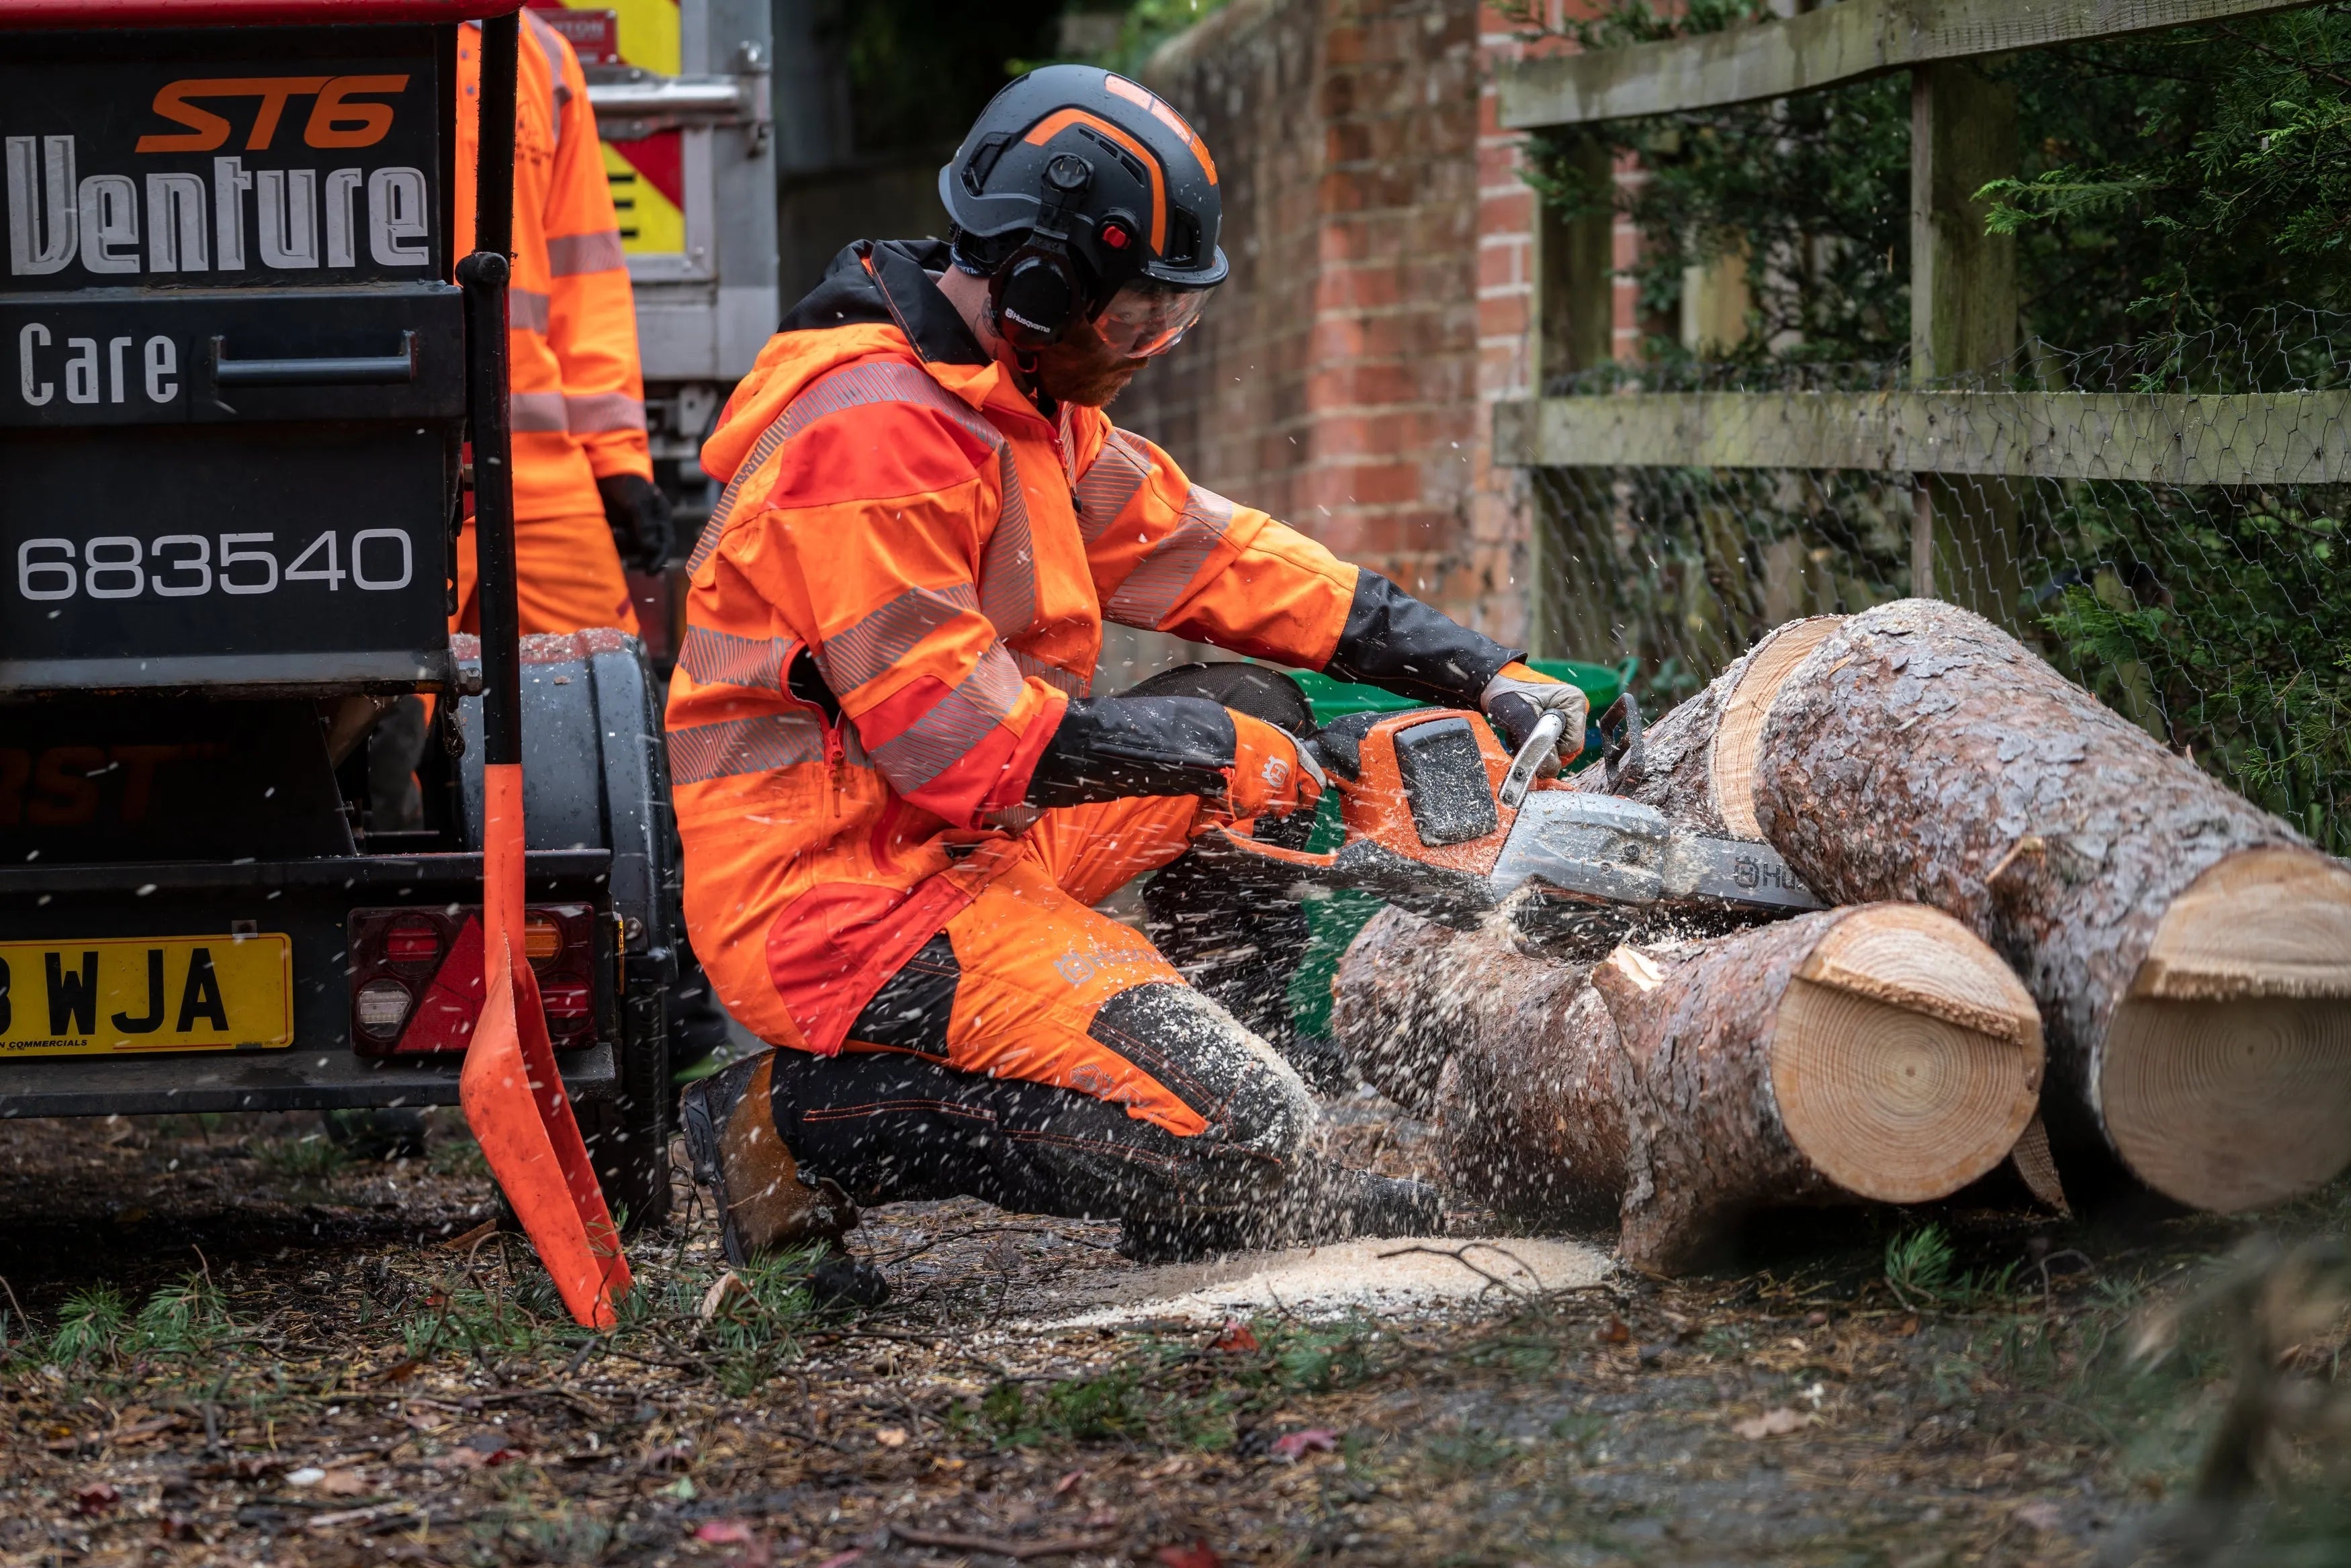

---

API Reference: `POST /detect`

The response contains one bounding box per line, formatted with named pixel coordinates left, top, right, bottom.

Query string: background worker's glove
left=1225, top=710, right=1327, bottom=821
left=597, top=472, right=675, bottom=572
left=1480, top=661, right=1589, bottom=776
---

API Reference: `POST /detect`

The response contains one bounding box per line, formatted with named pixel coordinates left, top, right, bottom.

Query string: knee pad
left=1088, top=983, right=1314, bottom=1166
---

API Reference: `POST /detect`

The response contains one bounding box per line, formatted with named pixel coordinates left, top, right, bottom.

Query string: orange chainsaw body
left=1208, top=708, right=1542, bottom=889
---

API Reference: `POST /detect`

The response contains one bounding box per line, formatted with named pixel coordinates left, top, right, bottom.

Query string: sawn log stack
left=1333, top=598, right=2351, bottom=1263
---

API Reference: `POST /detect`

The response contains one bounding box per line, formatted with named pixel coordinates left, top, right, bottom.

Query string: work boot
left=678, top=1052, right=880, bottom=1304
left=1115, top=1155, right=1444, bottom=1264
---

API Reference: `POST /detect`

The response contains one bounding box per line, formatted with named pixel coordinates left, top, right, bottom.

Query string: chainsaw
left=1201, top=694, right=1823, bottom=952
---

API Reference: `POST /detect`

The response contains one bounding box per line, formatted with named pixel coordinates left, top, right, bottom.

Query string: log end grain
left=1771, top=904, right=2045, bottom=1205
left=1708, top=615, right=1845, bottom=839
left=2100, top=846, right=2351, bottom=1211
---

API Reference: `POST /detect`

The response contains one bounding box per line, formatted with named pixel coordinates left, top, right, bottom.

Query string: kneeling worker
left=672, top=66, right=1586, bottom=1269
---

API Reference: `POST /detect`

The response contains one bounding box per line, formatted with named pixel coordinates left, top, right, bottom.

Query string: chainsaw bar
left=1488, top=792, right=1824, bottom=914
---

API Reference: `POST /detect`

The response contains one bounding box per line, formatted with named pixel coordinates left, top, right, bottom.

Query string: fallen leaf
left=1732, top=1407, right=1805, bottom=1440
left=318, top=1469, right=369, bottom=1497
left=1208, top=1320, right=1259, bottom=1353
left=874, top=1426, right=907, bottom=1448
left=441, top=1218, right=498, bottom=1252
left=1270, top=1427, right=1339, bottom=1461
left=1595, top=1315, right=1631, bottom=1344
left=2014, top=1500, right=2065, bottom=1532
left=304, top=1502, right=421, bottom=1534
left=699, top=1271, right=751, bottom=1322
left=1155, top=1543, right=1221, bottom=1568
left=73, top=1482, right=120, bottom=1516
left=1052, top=1469, right=1085, bottom=1495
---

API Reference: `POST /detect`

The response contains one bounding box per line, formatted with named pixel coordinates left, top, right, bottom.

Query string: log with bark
left=1599, top=599, right=2351, bottom=1213
left=1334, top=901, right=2045, bottom=1273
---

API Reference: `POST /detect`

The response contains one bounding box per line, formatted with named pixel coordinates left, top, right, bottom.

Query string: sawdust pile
left=1045, top=1236, right=1609, bottom=1326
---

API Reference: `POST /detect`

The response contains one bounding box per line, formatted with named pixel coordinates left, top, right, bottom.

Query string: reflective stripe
left=519, top=8, right=570, bottom=137
left=1073, top=428, right=1151, bottom=543
left=509, top=287, right=551, bottom=334
left=1011, top=647, right=1090, bottom=696
left=815, top=583, right=980, bottom=696
left=682, top=360, right=1038, bottom=639
left=668, top=712, right=826, bottom=785
left=868, top=645, right=1024, bottom=792
left=1106, top=484, right=1237, bottom=631
left=566, top=391, right=647, bottom=433
left=678, top=626, right=792, bottom=690
left=510, top=390, right=569, bottom=432
left=546, top=229, right=626, bottom=275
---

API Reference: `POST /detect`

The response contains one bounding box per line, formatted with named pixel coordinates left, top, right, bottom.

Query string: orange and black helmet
left=941, top=64, right=1227, bottom=347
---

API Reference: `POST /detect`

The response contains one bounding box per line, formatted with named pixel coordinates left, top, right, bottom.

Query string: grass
left=26, top=1273, right=234, bottom=1372
left=962, top=1318, right=1401, bottom=1452
left=1881, top=1221, right=2027, bottom=1309
left=251, top=1132, right=350, bottom=1182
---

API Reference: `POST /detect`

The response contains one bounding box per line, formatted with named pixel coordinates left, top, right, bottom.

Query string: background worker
left=449, top=5, right=671, bottom=639
left=372, top=8, right=672, bottom=829
left=671, top=66, right=1588, bottom=1273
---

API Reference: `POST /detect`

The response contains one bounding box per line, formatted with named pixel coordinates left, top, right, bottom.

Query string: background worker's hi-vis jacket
left=669, top=240, right=1521, bottom=1063
left=454, top=11, right=653, bottom=522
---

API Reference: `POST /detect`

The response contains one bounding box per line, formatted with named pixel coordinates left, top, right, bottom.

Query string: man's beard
left=1034, top=351, right=1143, bottom=408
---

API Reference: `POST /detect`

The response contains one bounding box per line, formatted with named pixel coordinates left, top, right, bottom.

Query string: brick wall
left=1122, top=0, right=1508, bottom=645
left=1117, top=0, right=1640, bottom=665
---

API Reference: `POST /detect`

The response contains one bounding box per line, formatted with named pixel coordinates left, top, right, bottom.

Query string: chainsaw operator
left=672, top=66, right=1589, bottom=1271
left=449, top=7, right=670, bottom=637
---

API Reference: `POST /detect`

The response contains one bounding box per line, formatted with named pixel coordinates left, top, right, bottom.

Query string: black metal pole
left=462, top=7, right=521, bottom=769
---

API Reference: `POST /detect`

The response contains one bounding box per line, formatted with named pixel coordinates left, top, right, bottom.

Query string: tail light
left=346, top=903, right=603, bottom=1057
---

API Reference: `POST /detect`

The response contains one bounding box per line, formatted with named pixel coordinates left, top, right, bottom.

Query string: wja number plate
left=0, top=934, right=292, bottom=1056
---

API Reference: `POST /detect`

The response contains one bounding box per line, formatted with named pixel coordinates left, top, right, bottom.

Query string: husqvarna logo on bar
left=1, top=50, right=441, bottom=288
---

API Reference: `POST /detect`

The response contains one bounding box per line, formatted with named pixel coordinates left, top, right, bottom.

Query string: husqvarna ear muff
left=989, top=154, right=1094, bottom=351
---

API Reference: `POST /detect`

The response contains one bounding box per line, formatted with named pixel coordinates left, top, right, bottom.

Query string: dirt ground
left=2, top=1094, right=2346, bottom=1568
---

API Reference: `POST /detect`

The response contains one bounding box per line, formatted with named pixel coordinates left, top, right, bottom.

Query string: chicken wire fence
left=1523, top=310, right=2351, bottom=855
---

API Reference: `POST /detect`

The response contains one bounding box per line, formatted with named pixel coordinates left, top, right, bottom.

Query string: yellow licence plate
left=0, top=935, right=293, bottom=1057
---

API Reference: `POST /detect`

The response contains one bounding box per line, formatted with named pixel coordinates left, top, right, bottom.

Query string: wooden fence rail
left=1497, top=0, right=2318, bottom=128
left=1494, top=391, right=2351, bottom=487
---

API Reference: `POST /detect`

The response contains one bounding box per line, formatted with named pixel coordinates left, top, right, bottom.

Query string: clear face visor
left=1092, top=280, right=1212, bottom=359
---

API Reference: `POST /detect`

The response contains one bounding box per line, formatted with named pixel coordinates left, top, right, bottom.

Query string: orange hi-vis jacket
left=455, top=12, right=653, bottom=522
left=668, top=241, right=1524, bottom=1058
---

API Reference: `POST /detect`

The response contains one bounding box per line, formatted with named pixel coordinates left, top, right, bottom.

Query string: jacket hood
left=702, top=240, right=1018, bottom=486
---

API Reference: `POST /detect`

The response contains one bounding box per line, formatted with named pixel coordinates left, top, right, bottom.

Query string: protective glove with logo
left=1223, top=710, right=1327, bottom=822
left=1480, top=661, right=1589, bottom=777
left=596, top=472, right=675, bottom=572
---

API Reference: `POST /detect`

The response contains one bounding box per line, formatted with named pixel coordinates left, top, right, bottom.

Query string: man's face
left=1028, top=308, right=1149, bottom=408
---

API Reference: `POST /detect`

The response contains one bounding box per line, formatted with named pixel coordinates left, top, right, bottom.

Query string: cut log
left=1571, top=614, right=1844, bottom=836
left=1334, top=902, right=2045, bottom=1273
left=1720, top=599, right=2351, bottom=1213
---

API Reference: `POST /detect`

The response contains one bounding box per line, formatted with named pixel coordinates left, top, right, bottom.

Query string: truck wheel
left=580, top=987, right=674, bottom=1231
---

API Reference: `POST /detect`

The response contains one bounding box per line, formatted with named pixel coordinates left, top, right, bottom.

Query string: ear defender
left=988, top=154, right=1096, bottom=351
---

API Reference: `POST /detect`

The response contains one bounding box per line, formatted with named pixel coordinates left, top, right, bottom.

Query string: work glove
left=597, top=472, right=675, bottom=572
left=1225, top=711, right=1327, bottom=822
left=1480, top=661, right=1589, bottom=778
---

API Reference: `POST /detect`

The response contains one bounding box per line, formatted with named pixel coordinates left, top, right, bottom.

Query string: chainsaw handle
left=1498, top=709, right=1565, bottom=810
